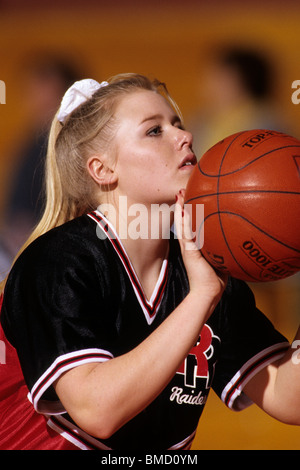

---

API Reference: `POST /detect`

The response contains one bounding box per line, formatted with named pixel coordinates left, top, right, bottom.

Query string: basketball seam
left=202, top=210, right=300, bottom=254
left=217, top=133, right=245, bottom=278
left=197, top=144, right=300, bottom=178
left=185, top=189, right=300, bottom=204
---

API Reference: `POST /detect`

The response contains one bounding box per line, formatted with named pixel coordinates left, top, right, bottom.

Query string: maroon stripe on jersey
left=224, top=344, right=289, bottom=407
left=88, top=211, right=168, bottom=319
left=89, top=211, right=147, bottom=308
left=31, top=351, right=111, bottom=403
left=169, top=432, right=196, bottom=450
left=152, top=267, right=168, bottom=314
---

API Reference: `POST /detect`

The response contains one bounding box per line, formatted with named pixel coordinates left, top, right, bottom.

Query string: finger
left=182, top=208, right=199, bottom=251
left=174, top=191, right=198, bottom=252
left=174, top=192, right=184, bottom=242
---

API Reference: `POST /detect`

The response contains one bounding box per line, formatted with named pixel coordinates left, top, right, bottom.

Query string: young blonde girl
left=0, top=73, right=299, bottom=450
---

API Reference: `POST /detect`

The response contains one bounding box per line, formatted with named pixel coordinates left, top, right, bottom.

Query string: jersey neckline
left=87, top=210, right=169, bottom=325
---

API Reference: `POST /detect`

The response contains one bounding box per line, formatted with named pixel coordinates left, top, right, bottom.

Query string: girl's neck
left=98, top=197, right=172, bottom=299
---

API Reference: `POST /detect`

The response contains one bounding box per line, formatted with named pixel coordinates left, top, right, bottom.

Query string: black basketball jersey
left=0, top=210, right=289, bottom=450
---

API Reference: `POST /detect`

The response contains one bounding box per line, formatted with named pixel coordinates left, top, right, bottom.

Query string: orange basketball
left=185, top=129, right=300, bottom=282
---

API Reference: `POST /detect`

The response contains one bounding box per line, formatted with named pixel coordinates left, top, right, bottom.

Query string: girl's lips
left=179, top=154, right=197, bottom=169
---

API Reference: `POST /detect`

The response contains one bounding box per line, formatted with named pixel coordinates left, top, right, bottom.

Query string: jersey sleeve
left=211, top=278, right=290, bottom=411
left=1, top=222, right=116, bottom=415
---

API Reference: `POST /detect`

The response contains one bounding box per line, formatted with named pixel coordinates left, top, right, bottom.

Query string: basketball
left=185, top=129, right=300, bottom=282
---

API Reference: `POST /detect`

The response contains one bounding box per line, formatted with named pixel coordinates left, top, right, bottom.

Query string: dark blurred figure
left=0, top=54, right=82, bottom=278
left=189, top=46, right=290, bottom=158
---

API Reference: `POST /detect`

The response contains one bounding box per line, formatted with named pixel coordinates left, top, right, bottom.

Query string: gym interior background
left=0, top=0, right=299, bottom=450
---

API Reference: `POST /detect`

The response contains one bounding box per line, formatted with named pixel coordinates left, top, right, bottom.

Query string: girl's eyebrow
left=140, top=114, right=162, bottom=124
left=140, top=114, right=181, bottom=125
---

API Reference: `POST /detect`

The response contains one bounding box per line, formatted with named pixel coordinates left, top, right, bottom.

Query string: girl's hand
left=175, top=189, right=227, bottom=307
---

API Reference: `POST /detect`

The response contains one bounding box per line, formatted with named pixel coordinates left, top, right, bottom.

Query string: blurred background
left=0, top=0, right=299, bottom=450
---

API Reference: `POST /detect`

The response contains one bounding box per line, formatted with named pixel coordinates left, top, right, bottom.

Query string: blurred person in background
left=0, top=53, right=82, bottom=279
left=189, top=45, right=291, bottom=158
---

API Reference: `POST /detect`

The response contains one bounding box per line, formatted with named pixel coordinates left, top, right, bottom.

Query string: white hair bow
left=57, top=78, right=109, bottom=123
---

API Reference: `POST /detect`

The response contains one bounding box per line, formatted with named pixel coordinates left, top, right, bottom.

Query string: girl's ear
left=86, top=155, right=118, bottom=186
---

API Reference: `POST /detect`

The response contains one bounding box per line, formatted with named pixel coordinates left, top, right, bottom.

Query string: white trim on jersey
left=28, top=348, right=114, bottom=414
left=168, top=430, right=196, bottom=450
left=88, top=210, right=168, bottom=325
left=47, top=414, right=196, bottom=450
left=47, top=415, right=113, bottom=450
left=221, top=341, right=290, bottom=410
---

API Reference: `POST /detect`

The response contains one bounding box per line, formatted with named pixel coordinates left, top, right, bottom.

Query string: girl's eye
left=147, top=125, right=162, bottom=136
left=174, top=121, right=185, bottom=131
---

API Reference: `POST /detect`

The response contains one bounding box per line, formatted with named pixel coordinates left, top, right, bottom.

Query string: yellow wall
left=0, top=1, right=299, bottom=450
left=1, top=2, right=300, bottom=204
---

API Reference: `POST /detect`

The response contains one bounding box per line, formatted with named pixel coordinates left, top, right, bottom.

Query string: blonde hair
left=0, top=73, right=182, bottom=293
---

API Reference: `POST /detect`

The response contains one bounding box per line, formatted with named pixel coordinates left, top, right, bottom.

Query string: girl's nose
left=175, top=127, right=193, bottom=150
